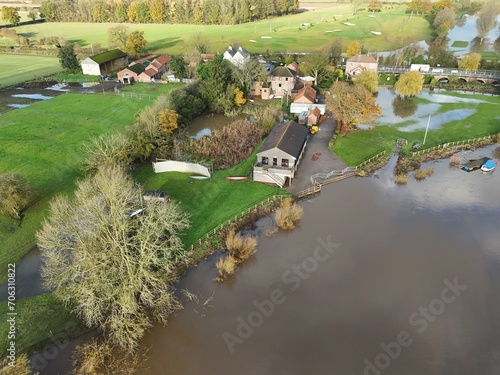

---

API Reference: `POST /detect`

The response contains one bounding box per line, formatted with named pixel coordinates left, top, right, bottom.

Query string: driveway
left=286, top=113, right=348, bottom=195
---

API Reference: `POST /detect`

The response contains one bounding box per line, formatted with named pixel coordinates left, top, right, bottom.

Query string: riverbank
left=331, top=89, right=500, bottom=166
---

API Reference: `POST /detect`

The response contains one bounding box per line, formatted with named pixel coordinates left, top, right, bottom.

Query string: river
left=41, top=144, right=500, bottom=374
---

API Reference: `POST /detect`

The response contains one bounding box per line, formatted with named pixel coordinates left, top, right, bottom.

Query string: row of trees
left=40, top=0, right=298, bottom=25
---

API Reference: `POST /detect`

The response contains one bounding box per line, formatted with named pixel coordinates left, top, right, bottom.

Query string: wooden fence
left=410, top=134, right=499, bottom=157
left=187, top=194, right=287, bottom=252
left=296, top=183, right=322, bottom=199
left=355, top=149, right=387, bottom=169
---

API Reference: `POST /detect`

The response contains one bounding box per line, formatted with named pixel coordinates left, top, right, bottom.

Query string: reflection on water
left=7, top=104, right=30, bottom=108
left=375, top=89, right=482, bottom=131
left=12, top=93, right=53, bottom=100
left=448, top=15, right=500, bottom=54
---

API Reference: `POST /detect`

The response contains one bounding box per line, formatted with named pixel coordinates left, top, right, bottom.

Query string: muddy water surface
left=121, top=146, right=500, bottom=375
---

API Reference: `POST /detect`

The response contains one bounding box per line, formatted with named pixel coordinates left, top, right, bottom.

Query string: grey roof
left=226, top=46, right=237, bottom=57
left=238, top=46, right=250, bottom=58
left=271, top=66, right=296, bottom=78
left=258, top=121, right=308, bottom=159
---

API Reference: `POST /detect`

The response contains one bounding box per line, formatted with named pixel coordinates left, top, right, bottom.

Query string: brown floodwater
left=40, top=145, right=500, bottom=375
left=186, top=113, right=246, bottom=139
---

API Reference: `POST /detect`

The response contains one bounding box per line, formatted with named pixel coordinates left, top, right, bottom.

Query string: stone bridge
left=378, top=66, right=500, bottom=85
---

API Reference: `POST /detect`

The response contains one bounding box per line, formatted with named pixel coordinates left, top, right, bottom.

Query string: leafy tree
left=394, top=71, right=424, bottom=97
left=158, top=109, right=179, bottom=133
left=326, top=81, right=381, bottom=134
left=127, top=0, right=140, bottom=22
left=199, top=54, right=234, bottom=112
left=329, top=38, right=345, bottom=65
left=39, top=0, right=57, bottom=21
left=0, top=174, right=32, bottom=221
left=433, top=8, right=455, bottom=38
left=476, top=0, right=499, bottom=42
left=392, top=95, right=418, bottom=118
left=368, top=0, right=382, bottom=12
left=57, top=43, right=80, bottom=72
left=230, top=58, right=268, bottom=93
left=124, top=30, right=147, bottom=57
left=37, top=165, right=189, bottom=351
left=458, top=52, right=481, bottom=71
left=166, top=83, right=207, bottom=124
left=300, top=49, right=330, bottom=86
left=1, top=6, right=21, bottom=24
left=92, top=1, right=109, bottom=22
left=169, top=55, right=187, bottom=80
left=353, top=70, right=378, bottom=94
left=114, top=2, right=128, bottom=22
left=107, top=25, right=129, bottom=50
left=407, top=0, right=423, bottom=14
left=346, top=41, right=361, bottom=58
left=137, top=0, right=151, bottom=22
left=233, top=86, right=246, bottom=106
left=150, top=0, right=166, bottom=21
left=27, top=9, right=38, bottom=21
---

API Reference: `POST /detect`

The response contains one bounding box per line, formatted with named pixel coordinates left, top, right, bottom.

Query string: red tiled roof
left=287, top=62, right=299, bottom=71
left=294, top=86, right=316, bottom=104
left=131, top=54, right=156, bottom=66
left=150, top=60, right=162, bottom=70
left=154, top=54, right=171, bottom=65
left=140, top=68, right=157, bottom=77
left=308, top=107, right=320, bottom=118
left=201, top=54, right=215, bottom=61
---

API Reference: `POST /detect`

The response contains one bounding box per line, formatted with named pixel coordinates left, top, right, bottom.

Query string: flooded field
left=40, top=145, right=500, bottom=375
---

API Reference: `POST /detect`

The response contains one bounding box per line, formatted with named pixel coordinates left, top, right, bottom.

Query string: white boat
left=481, top=159, right=497, bottom=172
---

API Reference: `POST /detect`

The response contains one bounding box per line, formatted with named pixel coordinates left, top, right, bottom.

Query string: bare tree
left=300, top=49, right=330, bottom=86
left=37, top=165, right=190, bottom=351
left=476, top=0, right=500, bottom=43
left=230, top=58, right=268, bottom=93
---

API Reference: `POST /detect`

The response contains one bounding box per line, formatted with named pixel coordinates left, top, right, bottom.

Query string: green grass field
left=13, top=5, right=432, bottom=54
left=0, top=293, right=87, bottom=354
left=0, top=93, right=151, bottom=280
left=134, top=149, right=287, bottom=248
left=0, top=54, right=61, bottom=88
left=332, top=92, right=500, bottom=166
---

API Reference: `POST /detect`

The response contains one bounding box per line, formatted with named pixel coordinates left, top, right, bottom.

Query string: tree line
left=39, top=0, right=298, bottom=24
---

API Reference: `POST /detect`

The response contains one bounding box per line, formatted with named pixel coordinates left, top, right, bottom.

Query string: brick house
left=346, top=54, right=378, bottom=78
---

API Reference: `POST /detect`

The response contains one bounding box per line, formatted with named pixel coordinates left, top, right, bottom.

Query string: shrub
left=0, top=173, right=32, bottom=221
left=72, top=338, right=144, bottom=375
left=414, top=166, right=435, bottom=180
left=394, top=174, right=408, bottom=184
left=449, top=155, right=462, bottom=166
left=275, top=198, right=303, bottom=230
left=183, top=120, right=263, bottom=169
left=215, top=255, right=237, bottom=282
left=0, top=353, right=33, bottom=375
left=225, top=230, right=257, bottom=262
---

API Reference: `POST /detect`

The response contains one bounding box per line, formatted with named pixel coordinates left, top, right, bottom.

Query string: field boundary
left=410, top=133, right=500, bottom=156
left=187, top=194, right=287, bottom=252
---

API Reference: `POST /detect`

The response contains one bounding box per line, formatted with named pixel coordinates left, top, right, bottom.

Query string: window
left=278, top=84, right=282, bottom=88
left=261, top=156, right=269, bottom=165
left=285, top=77, right=288, bottom=81
left=281, top=159, right=289, bottom=168
left=272, top=157, right=278, bottom=166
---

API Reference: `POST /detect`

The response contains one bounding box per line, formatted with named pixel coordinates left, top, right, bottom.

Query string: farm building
left=117, top=54, right=170, bottom=83
left=290, top=102, right=326, bottom=115
left=293, top=85, right=317, bottom=104
left=253, top=121, right=308, bottom=188
left=80, top=49, right=128, bottom=76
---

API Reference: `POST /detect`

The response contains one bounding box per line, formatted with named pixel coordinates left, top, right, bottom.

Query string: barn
left=80, top=49, right=128, bottom=76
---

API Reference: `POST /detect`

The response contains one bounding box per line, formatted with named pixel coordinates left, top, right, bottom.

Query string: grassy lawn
left=134, top=149, right=288, bottom=248
left=332, top=91, right=500, bottom=166
left=13, top=5, right=432, bottom=54
left=451, top=40, right=468, bottom=47
left=121, top=82, right=185, bottom=98
left=0, top=93, right=151, bottom=281
left=0, top=293, right=87, bottom=354
left=0, top=54, right=61, bottom=89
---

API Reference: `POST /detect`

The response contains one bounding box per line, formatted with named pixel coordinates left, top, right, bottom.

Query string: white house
left=345, top=54, right=378, bottom=78
left=223, top=45, right=251, bottom=67
left=81, top=49, right=128, bottom=76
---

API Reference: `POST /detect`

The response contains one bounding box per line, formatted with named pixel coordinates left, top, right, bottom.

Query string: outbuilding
left=80, top=49, right=128, bottom=76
